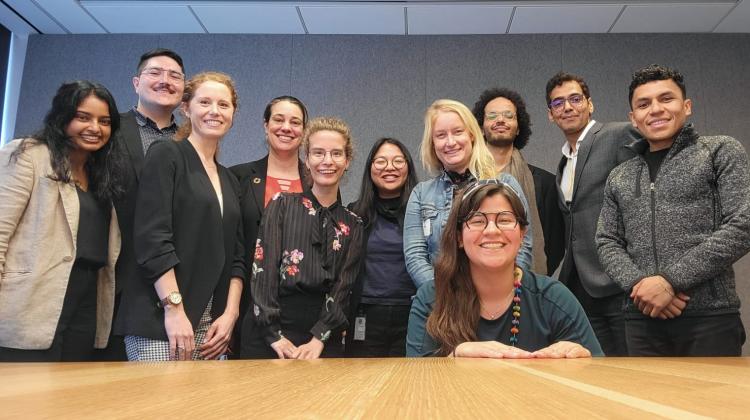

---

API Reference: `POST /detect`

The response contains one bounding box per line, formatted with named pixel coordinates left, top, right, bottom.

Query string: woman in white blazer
left=0, top=81, right=123, bottom=362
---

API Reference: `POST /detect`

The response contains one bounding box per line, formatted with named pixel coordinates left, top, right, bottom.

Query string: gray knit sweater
left=596, top=124, right=750, bottom=314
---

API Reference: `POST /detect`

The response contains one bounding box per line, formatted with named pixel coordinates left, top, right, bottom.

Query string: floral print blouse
left=251, top=191, right=363, bottom=345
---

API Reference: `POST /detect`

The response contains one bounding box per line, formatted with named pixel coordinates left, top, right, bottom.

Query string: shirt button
left=63, top=256, right=73, bottom=262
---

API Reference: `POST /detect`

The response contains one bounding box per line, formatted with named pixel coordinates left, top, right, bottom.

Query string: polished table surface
left=1, top=357, right=748, bottom=419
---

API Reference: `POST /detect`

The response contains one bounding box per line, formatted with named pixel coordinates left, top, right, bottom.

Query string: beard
left=485, top=131, right=515, bottom=148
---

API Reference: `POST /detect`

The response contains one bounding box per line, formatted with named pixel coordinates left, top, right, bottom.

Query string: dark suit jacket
left=115, top=139, right=246, bottom=340
left=112, top=111, right=144, bottom=296
left=556, top=121, right=639, bottom=298
left=529, top=164, right=565, bottom=274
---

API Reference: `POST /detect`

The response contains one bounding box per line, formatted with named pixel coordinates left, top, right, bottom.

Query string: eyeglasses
left=485, top=111, right=516, bottom=121
left=140, top=67, right=185, bottom=82
left=308, top=149, right=347, bottom=163
left=372, top=156, right=406, bottom=170
left=464, top=211, right=519, bottom=231
left=548, top=94, right=587, bottom=114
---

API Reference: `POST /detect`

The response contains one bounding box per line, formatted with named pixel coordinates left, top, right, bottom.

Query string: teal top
left=406, top=270, right=604, bottom=357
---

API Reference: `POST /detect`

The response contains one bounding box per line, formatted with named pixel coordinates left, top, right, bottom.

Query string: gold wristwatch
left=158, top=291, right=182, bottom=308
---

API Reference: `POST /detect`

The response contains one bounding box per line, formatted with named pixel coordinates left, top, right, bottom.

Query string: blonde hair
left=419, top=99, right=496, bottom=180
left=176, top=71, right=239, bottom=140
left=302, top=116, right=354, bottom=160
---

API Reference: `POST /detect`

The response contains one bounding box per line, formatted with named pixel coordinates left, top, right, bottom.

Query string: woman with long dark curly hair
left=0, top=80, right=124, bottom=362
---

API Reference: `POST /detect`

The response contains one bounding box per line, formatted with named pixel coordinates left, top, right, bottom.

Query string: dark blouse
left=75, top=187, right=109, bottom=268
left=251, top=191, right=363, bottom=345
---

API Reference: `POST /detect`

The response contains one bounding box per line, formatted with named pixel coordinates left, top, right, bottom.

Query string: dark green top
left=406, top=270, right=604, bottom=357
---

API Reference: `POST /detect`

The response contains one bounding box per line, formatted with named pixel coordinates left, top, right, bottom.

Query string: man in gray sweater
left=597, top=64, right=750, bottom=356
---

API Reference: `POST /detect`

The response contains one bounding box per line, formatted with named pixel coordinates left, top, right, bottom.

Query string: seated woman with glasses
left=241, top=117, right=363, bottom=359
left=346, top=138, right=418, bottom=357
left=406, top=180, right=602, bottom=358
left=404, top=99, right=533, bottom=291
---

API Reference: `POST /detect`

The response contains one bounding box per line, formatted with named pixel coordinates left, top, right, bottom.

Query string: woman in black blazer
left=229, top=96, right=310, bottom=351
left=116, top=72, right=245, bottom=361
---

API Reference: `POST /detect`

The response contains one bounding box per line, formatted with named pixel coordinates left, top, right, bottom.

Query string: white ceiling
left=1, top=1, right=749, bottom=35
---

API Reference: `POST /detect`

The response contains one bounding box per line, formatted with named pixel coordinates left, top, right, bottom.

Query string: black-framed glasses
left=485, top=110, right=516, bottom=121
left=464, top=211, right=519, bottom=231
left=548, top=94, right=586, bottom=114
left=140, top=66, right=185, bottom=82
left=309, top=148, right=347, bottom=163
left=372, top=156, right=406, bottom=170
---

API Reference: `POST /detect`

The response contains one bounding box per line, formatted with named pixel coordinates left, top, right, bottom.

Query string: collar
left=132, top=106, right=177, bottom=130
left=628, top=123, right=697, bottom=156
left=302, top=189, right=340, bottom=211
left=561, top=119, right=596, bottom=158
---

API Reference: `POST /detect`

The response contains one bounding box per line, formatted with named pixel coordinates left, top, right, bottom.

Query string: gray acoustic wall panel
left=12, top=33, right=750, bottom=354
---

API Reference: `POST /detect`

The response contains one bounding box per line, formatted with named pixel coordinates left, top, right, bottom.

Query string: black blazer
left=115, top=139, right=246, bottom=340
left=529, top=164, right=565, bottom=275
left=230, top=156, right=311, bottom=274
left=112, top=110, right=145, bottom=295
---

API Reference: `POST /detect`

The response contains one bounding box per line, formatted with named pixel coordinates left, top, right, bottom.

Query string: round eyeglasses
left=308, top=149, right=347, bottom=163
left=463, top=211, right=519, bottom=231
left=372, top=157, right=406, bottom=170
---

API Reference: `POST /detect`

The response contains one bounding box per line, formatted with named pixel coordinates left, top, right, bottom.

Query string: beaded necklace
left=509, top=267, right=522, bottom=346
left=479, top=267, right=523, bottom=347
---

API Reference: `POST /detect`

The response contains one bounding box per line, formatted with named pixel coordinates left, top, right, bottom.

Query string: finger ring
left=177, top=346, right=185, bottom=350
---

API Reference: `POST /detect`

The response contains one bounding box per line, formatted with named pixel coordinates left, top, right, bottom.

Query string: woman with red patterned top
left=241, top=117, right=362, bottom=359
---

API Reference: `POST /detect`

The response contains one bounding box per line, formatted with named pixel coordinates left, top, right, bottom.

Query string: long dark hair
left=11, top=80, right=124, bottom=203
left=350, top=138, right=418, bottom=229
left=426, top=182, right=528, bottom=356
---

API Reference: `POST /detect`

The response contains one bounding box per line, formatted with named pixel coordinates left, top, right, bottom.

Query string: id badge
left=422, top=218, right=431, bottom=236
left=353, top=316, right=366, bottom=341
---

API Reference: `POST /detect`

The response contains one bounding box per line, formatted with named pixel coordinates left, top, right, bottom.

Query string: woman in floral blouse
left=241, top=117, right=363, bottom=359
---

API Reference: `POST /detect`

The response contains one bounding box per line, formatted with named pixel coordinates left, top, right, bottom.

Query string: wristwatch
left=157, top=291, right=182, bottom=308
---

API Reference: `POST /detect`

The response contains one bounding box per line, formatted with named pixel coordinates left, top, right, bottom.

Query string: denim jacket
left=403, top=171, right=533, bottom=288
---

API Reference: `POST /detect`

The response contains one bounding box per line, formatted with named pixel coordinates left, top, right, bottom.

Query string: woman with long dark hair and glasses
left=407, top=180, right=602, bottom=358
left=0, top=81, right=124, bottom=361
left=346, top=138, right=418, bottom=357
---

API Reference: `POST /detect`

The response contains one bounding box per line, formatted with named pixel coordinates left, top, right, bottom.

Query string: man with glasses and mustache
left=545, top=72, right=637, bottom=356
left=473, top=88, right=564, bottom=277
left=100, top=49, right=186, bottom=361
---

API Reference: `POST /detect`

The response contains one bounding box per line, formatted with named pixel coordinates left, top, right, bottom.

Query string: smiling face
left=432, top=110, right=473, bottom=172
left=460, top=193, right=525, bottom=274
left=629, top=79, right=692, bottom=151
left=65, top=94, right=112, bottom=157
left=370, top=142, right=408, bottom=199
left=265, top=100, right=304, bottom=155
left=133, top=55, right=184, bottom=114
left=305, top=130, right=350, bottom=189
left=547, top=80, right=594, bottom=138
left=181, top=80, right=235, bottom=141
left=483, top=97, right=519, bottom=147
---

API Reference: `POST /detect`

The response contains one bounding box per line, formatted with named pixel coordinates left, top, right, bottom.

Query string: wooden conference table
left=0, top=357, right=748, bottom=419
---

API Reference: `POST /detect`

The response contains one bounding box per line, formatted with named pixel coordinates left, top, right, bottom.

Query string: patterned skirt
left=125, top=299, right=213, bottom=361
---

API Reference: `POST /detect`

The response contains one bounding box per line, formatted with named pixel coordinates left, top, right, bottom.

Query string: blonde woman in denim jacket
left=404, top=99, right=533, bottom=289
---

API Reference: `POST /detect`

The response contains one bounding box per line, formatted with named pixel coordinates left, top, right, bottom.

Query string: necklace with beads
left=479, top=267, right=523, bottom=347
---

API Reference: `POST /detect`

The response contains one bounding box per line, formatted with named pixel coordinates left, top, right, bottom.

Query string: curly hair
left=472, top=88, right=532, bottom=150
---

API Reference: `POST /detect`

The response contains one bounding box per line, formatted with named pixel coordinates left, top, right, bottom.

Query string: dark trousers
left=626, top=313, right=746, bottom=356
left=0, top=263, right=98, bottom=362
left=92, top=292, right=127, bottom=361
left=345, top=303, right=410, bottom=358
left=567, top=267, right=628, bottom=356
left=241, top=292, right=344, bottom=359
